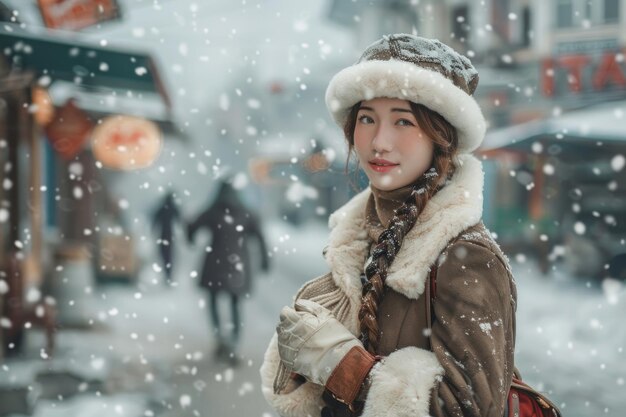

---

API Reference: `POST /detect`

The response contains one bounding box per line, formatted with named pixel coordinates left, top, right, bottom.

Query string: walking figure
left=151, top=192, right=181, bottom=285
left=187, top=179, right=270, bottom=363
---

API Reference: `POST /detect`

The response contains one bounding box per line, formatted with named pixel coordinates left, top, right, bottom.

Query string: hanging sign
left=91, top=115, right=162, bottom=170
left=45, top=99, right=93, bottom=160
left=37, top=0, right=121, bottom=31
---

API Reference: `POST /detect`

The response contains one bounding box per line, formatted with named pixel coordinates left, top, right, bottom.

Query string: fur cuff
left=361, top=347, right=443, bottom=417
left=260, top=333, right=325, bottom=417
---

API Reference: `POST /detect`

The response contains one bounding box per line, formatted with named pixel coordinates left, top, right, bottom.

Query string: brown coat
left=260, top=154, right=516, bottom=417
left=324, top=222, right=517, bottom=417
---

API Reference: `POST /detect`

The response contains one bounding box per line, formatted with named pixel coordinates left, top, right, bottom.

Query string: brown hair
left=344, top=101, right=459, bottom=354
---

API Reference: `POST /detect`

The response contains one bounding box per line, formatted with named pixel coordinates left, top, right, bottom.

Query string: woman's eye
left=397, top=119, right=415, bottom=126
left=358, top=115, right=374, bottom=124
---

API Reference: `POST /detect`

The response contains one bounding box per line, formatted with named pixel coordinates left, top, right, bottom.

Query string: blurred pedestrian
left=187, top=179, right=270, bottom=363
left=151, top=192, right=181, bottom=286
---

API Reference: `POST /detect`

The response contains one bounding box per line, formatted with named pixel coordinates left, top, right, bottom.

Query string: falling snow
left=0, top=2, right=623, bottom=417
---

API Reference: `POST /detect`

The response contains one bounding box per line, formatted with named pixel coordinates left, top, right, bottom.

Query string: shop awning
left=0, top=23, right=171, bottom=110
left=480, top=100, right=626, bottom=160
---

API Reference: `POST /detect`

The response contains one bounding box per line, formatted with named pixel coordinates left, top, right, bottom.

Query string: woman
left=261, top=34, right=516, bottom=417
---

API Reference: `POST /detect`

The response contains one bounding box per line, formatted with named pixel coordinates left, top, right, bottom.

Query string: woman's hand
left=276, top=299, right=361, bottom=386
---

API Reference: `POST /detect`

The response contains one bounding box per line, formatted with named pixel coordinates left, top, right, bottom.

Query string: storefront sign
left=37, top=0, right=121, bottom=31
left=91, top=115, right=161, bottom=170
left=542, top=40, right=626, bottom=96
left=45, top=99, right=93, bottom=160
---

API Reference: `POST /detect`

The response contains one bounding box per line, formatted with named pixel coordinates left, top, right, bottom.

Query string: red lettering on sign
left=541, top=58, right=555, bottom=97
left=109, top=130, right=144, bottom=147
left=592, top=52, right=626, bottom=90
left=541, top=50, right=626, bottom=96
left=558, top=55, right=591, bottom=92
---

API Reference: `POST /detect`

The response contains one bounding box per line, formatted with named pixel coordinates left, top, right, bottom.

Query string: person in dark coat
left=187, top=179, right=270, bottom=362
left=151, top=192, right=181, bottom=285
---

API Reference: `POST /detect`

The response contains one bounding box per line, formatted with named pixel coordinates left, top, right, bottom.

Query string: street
left=3, top=219, right=625, bottom=417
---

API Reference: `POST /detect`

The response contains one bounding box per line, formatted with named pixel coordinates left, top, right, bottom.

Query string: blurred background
left=0, top=0, right=625, bottom=416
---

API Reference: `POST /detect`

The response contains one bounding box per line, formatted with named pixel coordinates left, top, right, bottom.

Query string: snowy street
left=3, top=219, right=624, bottom=417
left=1, top=3, right=626, bottom=416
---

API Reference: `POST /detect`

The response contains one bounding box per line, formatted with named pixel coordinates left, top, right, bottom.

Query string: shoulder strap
left=425, top=265, right=437, bottom=343
left=430, top=265, right=437, bottom=299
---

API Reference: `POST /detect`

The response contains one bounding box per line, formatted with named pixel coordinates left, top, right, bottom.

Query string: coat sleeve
left=428, top=240, right=516, bottom=417
left=260, top=270, right=363, bottom=416
left=260, top=332, right=326, bottom=417
left=187, top=206, right=215, bottom=242
left=246, top=212, right=270, bottom=270
left=360, top=346, right=444, bottom=417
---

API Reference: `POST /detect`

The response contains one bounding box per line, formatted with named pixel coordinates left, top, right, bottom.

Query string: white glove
left=276, top=299, right=361, bottom=386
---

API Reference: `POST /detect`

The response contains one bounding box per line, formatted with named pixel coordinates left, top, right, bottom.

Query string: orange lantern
left=91, top=115, right=162, bottom=170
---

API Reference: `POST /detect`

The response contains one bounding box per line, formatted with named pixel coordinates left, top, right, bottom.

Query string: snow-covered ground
left=513, top=259, right=626, bottom=416
left=4, top=218, right=625, bottom=417
left=1, top=3, right=624, bottom=415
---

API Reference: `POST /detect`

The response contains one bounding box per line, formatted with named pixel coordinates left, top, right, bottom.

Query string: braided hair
left=344, top=101, right=459, bottom=354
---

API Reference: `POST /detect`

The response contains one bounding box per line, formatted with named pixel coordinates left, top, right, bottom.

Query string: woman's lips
left=368, top=160, right=399, bottom=173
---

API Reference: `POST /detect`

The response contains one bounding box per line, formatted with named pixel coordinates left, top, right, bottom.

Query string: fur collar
left=325, top=154, right=484, bottom=302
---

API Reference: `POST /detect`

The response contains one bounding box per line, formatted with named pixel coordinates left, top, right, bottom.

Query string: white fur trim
left=325, top=191, right=372, bottom=308
left=325, top=59, right=486, bottom=154
left=362, top=347, right=444, bottom=417
left=260, top=333, right=325, bottom=417
left=261, top=155, right=484, bottom=416
left=326, top=154, right=484, bottom=301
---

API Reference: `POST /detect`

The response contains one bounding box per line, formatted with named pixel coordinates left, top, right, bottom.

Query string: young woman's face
left=353, top=98, right=435, bottom=191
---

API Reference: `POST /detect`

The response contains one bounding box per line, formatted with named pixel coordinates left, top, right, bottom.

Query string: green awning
left=481, top=100, right=626, bottom=162
left=0, top=23, right=171, bottom=109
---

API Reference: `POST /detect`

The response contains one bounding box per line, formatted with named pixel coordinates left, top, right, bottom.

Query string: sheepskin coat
left=260, top=154, right=517, bottom=417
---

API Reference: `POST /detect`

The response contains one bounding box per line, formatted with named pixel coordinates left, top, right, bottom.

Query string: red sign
left=91, top=115, right=162, bottom=170
left=541, top=50, right=626, bottom=96
left=38, top=0, right=120, bottom=31
left=45, top=99, right=94, bottom=160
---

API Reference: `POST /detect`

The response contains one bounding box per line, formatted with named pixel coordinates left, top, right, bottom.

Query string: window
left=604, top=0, right=620, bottom=23
left=452, top=5, right=470, bottom=43
left=522, top=7, right=532, bottom=47
left=557, top=0, right=620, bottom=28
left=557, top=0, right=574, bottom=27
left=585, top=1, right=593, bottom=20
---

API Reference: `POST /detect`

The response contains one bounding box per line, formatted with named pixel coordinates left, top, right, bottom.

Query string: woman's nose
left=371, top=124, right=394, bottom=153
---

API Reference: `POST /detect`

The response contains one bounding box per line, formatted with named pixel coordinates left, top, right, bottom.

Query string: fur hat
left=325, top=34, right=486, bottom=154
